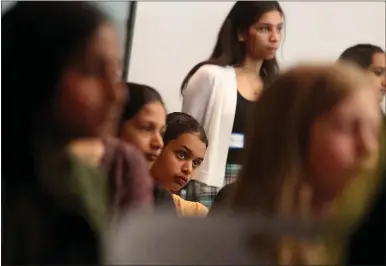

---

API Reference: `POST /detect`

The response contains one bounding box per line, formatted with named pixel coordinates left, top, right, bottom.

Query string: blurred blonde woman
left=228, top=63, right=385, bottom=265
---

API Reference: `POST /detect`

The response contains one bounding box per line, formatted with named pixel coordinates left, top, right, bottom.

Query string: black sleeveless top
left=226, top=91, right=255, bottom=164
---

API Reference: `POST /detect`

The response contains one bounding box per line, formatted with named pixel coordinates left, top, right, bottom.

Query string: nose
left=150, top=133, right=164, bottom=151
left=181, top=161, right=192, bottom=176
left=269, top=29, right=281, bottom=43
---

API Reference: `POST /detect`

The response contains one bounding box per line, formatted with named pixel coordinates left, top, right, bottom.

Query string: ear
left=237, top=29, right=247, bottom=42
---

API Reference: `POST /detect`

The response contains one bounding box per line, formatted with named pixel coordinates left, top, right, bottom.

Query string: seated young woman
left=117, top=82, right=176, bottom=209
left=151, top=112, right=209, bottom=217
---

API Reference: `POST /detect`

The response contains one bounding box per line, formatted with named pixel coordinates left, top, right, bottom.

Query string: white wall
left=127, top=2, right=386, bottom=113
left=96, top=2, right=131, bottom=56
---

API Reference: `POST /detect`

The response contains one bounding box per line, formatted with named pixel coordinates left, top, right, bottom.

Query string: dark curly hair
left=163, top=112, right=208, bottom=148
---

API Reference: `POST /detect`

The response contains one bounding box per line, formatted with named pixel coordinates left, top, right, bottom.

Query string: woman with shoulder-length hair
left=338, top=44, right=386, bottom=113
left=180, top=1, right=285, bottom=207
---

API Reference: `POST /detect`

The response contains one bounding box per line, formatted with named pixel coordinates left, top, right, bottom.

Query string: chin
left=263, top=53, right=277, bottom=60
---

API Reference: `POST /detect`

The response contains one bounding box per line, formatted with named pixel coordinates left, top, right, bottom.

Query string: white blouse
left=182, top=64, right=238, bottom=188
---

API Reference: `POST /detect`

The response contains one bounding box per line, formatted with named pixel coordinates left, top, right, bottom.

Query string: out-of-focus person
left=2, top=2, right=130, bottom=264
left=212, top=62, right=384, bottom=264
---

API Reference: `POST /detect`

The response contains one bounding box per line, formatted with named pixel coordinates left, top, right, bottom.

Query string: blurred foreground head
left=231, top=62, right=384, bottom=264
left=105, top=211, right=323, bottom=265
left=3, top=2, right=126, bottom=180
left=2, top=1, right=125, bottom=143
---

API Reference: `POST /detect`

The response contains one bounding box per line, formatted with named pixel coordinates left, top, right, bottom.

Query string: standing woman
left=181, top=1, right=285, bottom=207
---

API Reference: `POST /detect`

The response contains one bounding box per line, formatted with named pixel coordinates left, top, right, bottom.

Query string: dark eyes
left=139, top=125, right=153, bottom=132
left=139, top=124, right=165, bottom=136
left=258, top=26, right=283, bottom=32
left=192, top=159, right=202, bottom=168
left=372, top=69, right=385, bottom=77
left=175, top=151, right=202, bottom=169
left=80, top=62, right=121, bottom=84
left=176, top=151, right=187, bottom=160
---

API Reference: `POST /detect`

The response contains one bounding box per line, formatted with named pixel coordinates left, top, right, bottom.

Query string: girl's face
left=239, top=10, right=283, bottom=60
left=367, top=52, right=386, bottom=102
left=151, top=133, right=206, bottom=193
left=55, top=23, right=127, bottom=139
left=120, top=101, right=166, bottom=168
left=307, top=89, right=381, bottom=206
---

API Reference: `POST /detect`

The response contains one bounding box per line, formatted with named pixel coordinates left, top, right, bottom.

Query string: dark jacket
left=209, top=183, right=235, bottom=215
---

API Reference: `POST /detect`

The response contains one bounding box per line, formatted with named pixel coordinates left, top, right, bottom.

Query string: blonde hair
left=231, top=62, right=384, bottom=264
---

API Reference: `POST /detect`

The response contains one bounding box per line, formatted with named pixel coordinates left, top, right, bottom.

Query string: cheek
left=308, top=133, right=356, bottom=194
left=246, top=32, right=271, bottom=58
left=154, top=154, right=176, bottom=179
left=64, top=78, right=105, bottom=114
left=58, top=75, right=110, bottom=133
left=122, top=129, right=150, bottom=152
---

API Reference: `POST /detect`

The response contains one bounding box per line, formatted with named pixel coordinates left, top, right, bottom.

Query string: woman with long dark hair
left=180, top=1, right=285, bottom=207
left=118, top=82, right=175, bottom=209
left=2, top=2, right=127, bottom=264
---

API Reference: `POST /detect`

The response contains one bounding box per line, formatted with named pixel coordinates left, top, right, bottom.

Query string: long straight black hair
left=181, top=1, right=284, bottom=93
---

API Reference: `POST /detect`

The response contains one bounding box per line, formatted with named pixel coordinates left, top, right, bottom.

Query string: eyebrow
left=180, top=145, right=192, bottom=154
left=258, top=22, right=283, bottom=27
left=180, top=145, right=204, bottom=161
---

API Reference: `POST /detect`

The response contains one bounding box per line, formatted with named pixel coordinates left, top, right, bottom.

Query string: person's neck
left=239, top=57, right=263, bottom=75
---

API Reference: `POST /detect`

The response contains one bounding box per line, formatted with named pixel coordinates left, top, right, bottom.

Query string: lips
left=174, top=175, right=188, bottom=187
left=145, top=153, right=159, bottom=162
left=266, top=46, right=279, bottom=52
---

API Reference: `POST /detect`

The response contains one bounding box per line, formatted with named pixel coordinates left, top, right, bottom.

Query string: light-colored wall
left=95, top=2, right=131, bottom=55
left=127, top=2, right=386, bottom=113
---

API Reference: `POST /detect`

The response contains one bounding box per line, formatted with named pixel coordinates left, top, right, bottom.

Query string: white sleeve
left=181, top=66, right=216, bottom=126
left=181, top=66, right=218, bottom=186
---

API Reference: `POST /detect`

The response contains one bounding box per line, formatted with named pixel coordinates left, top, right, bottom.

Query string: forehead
left=134, top=102, right=166, bottom=122
left=371, top=52, right=386, bottom=67
left=167, top=133, right=206, bottom=157
left=256, top=10, right=283, bottom=25
left=87, top=23, right=121, bottom=63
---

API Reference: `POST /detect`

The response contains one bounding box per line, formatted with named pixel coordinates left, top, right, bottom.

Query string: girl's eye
left=192, top=159, right=201, bottom=169
left=176, top=151, right=186, bottom=160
